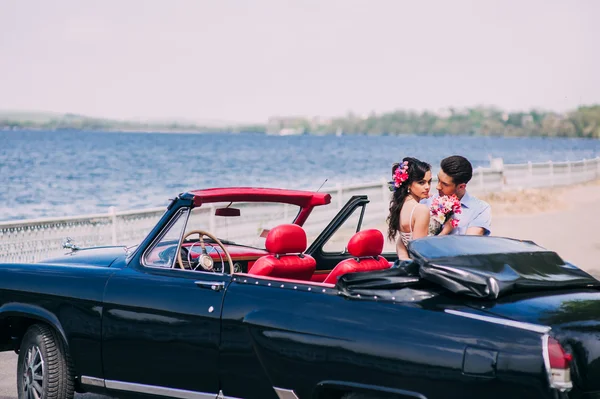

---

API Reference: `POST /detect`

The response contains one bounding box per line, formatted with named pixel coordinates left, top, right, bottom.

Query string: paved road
left=0, top=352, right=111, bottom=399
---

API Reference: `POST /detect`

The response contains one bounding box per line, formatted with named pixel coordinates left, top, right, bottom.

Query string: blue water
left=1, top=130, right=599, bottom=221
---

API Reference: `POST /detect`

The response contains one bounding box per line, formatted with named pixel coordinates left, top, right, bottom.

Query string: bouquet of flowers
left=428, top=195, right=461, bottom=235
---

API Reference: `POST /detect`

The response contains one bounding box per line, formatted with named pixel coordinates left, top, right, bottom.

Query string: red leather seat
left=249, top=224, right=316, bottom=281
left=323, top=229, right=390, bottom=284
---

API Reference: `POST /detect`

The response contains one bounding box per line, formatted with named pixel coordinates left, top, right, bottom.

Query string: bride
left=386, top=157, right=433, bottom=260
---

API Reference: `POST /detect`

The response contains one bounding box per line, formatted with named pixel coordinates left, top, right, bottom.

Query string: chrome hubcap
left=22, top=345, right=44, bottom=399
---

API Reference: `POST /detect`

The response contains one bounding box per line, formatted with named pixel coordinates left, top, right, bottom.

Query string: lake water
left=1, top=130, right=599, bottom=221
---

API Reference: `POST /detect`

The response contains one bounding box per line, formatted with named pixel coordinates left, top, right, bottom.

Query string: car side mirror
left=215, top=207, right=241, bottom=217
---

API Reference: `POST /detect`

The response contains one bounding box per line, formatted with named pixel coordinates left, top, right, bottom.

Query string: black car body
left=1, top=187, right=599, bottom=399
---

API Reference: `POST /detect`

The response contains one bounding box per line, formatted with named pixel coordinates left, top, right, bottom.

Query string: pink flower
left=429, top=195, right=462, bottom=230
left=393, top=163, right=409, bottom=187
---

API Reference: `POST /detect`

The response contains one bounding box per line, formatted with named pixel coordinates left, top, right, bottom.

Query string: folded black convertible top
left=336, top=236, right=600, bottom=300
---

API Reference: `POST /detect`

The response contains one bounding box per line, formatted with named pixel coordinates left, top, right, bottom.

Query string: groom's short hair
left=441, top=155, right=473, bottom=185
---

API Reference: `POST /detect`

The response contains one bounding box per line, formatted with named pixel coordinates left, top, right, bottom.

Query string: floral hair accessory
left=392, top=161, right=409, bottom=189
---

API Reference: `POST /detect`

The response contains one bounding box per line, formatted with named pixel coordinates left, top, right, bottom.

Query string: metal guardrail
left=1, top=157, right=599, bottom=264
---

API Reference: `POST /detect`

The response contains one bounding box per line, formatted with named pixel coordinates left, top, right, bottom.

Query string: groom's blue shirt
left=422, top=191, right=491, bottom=235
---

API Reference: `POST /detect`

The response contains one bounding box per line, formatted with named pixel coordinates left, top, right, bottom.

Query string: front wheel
left=17, top=324, right=74, bottom=399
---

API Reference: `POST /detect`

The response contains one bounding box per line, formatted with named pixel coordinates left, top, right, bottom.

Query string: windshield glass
left=187, top=202, right=301, bottom=248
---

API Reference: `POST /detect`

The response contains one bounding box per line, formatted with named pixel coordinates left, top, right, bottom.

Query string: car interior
left=143, top=197, right=394, bottom=285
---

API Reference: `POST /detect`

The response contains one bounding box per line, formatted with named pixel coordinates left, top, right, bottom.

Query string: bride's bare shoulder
left=413, top=203, right=430, bottom=218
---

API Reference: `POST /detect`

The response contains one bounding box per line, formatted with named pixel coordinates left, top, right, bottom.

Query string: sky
left=1, top=0, right=599, bottom=124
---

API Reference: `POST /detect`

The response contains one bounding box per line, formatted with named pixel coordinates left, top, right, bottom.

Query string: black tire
left=17, top=324, right=75, bottom=399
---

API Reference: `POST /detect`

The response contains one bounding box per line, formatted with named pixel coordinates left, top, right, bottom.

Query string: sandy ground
left=482, top=179, right=600, bottom=277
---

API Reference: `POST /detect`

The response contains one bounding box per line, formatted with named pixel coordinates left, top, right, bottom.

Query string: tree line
left=2, top=105, right=599, bottom=138
left=306, top=105, right=600, bottom=138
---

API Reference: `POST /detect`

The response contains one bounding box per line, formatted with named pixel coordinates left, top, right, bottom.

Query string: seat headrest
left=347, top=229, right=384, bottom=257
left=265, top=224, right=307, bottom=254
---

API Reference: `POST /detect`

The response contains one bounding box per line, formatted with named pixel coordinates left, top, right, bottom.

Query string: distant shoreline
left=0, top=127, right=239, bottom=134
left=2, top=104, right=599, bottom=138
left=0, top=126, right=263, bottom=135
left=3, top=127, right=600, bottom=140
left=0, top=111, right=265, bottom=134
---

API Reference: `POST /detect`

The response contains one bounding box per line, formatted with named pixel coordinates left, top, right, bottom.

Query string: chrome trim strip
left=274, top=387, right=300, bottom=399
left=445, top=309, right=551, bottom=334
left=195, top=280, right=226, bottom=291
left=80, top=376, right=105, bottom=388
left=542, top=334, right=552, bottom=383
left=104, top=380, right=216, bottom=399
left=221, top=392, right=244, bottom=399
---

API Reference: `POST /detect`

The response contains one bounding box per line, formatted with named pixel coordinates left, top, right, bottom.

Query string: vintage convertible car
left=1, top=187, right=600, bottom=399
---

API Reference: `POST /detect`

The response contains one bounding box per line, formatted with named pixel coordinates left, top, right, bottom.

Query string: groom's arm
left=466, top=204, right=491, bottom=236
left=466, top=226, right=486, bottom=235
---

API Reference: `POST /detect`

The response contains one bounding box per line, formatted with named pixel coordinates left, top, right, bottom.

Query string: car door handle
left=195, top=281, right=225, bottom=292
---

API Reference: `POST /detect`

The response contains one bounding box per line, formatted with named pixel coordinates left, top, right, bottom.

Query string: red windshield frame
left=188, top=187, right=331, bottom=226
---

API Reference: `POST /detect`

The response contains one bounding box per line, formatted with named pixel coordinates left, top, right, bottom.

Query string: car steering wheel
left=177, top=230, right=234, bottom=274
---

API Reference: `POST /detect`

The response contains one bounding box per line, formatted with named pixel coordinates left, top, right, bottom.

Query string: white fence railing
left=1, top=157, right=599, bottom=264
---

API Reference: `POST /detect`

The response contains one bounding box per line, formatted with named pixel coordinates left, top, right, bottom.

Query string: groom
left=425, top=155, right=491, bottom=235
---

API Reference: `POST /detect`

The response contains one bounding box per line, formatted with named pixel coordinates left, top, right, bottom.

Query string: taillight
left=543, top=335, right=573, bottom=391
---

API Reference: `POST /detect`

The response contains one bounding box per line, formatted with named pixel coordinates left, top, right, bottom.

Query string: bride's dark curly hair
left=386, top=157, right=431, bottom=241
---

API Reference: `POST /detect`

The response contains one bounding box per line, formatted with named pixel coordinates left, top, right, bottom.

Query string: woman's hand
left=437, top=218, right=454, bottom=236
